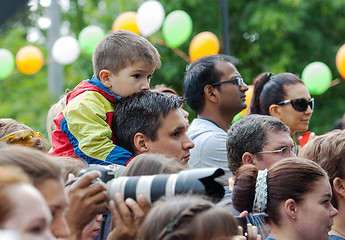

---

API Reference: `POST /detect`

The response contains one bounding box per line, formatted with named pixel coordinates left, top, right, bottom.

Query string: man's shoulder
left=187, top=118, right=226, bottom=140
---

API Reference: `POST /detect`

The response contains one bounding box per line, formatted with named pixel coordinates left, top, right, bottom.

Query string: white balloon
left=52, top=36, right=80, bottom=65
left=137, top=1, right=165, bottom=37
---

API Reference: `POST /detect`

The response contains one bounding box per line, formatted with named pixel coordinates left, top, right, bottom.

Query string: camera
left=73, top=165, right=225, bottom=204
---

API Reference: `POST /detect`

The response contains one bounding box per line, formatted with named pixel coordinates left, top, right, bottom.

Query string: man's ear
left=242, top=152, right=254, bottom=165
left=269, top=104, right=282, bottom=120
left=99, top=69, right=112, bottom=88
left=203, top=85, right=218, bottom=103
left=133, top=133, right=149, bottom=154
left=284, top=199, right=297, bottom=220
left=333, top=177, right=345, bottom=198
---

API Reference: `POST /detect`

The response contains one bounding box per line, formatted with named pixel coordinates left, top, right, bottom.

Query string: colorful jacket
left=49, top=76, right=132, bottom=165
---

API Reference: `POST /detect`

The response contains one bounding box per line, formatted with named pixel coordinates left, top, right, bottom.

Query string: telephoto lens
left=106, top=168, right=225, bottom=204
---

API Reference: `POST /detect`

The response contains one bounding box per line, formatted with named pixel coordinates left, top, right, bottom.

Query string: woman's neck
left=269, top=223, right=300, bottom=240
left=330, top=204, right=345, bottom=237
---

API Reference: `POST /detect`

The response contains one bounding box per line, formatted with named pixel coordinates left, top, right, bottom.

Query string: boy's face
left=100, top=60, right=156, bottom=98
left=145, top=108, right=195, bottom=164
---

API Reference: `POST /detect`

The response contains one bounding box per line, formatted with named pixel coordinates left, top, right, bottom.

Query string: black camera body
left=76, top=165, right=225, bottom=204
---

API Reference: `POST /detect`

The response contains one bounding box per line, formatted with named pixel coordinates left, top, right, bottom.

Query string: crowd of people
left=0, top=29, right=344, bottom=240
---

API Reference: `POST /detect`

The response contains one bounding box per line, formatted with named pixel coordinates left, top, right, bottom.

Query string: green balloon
left=162, top=10, right=193, bottom=49
left=232, top=112, right=243, bottom=123
left=301, top=61, right=332, bottom=95
left=78, top=25, right=105, bottom=55
left=0, top=49, right=15, bottom=80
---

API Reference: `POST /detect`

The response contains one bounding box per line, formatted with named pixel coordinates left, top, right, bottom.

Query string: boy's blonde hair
left=92, top=30, right=161, bottom=79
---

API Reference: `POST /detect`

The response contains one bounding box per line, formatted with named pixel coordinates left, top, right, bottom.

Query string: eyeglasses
left=257, top=146, right=293, bottom=156
left=211, top=77, right=244, bottom=87
left=0, top=130, right=43, bottom=146
left=276, top=98, right=314, bottom=112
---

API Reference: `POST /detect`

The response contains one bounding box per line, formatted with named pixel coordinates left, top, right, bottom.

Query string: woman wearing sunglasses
left=250, top=72, right=314, bottom=150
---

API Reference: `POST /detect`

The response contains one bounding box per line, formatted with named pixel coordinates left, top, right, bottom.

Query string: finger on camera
left=70, top=170, right=101, bottom=189
left=125, top=198, right=145, bottom=223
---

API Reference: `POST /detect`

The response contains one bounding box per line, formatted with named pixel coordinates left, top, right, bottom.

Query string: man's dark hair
left=112, top=91, right=183, bottom=154
left=183, top=54, right=239, bottom=114
left=226, top=114, right=290, bottom=174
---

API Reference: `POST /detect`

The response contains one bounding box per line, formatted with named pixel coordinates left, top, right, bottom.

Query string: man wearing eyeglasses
left=183, top=54, right=249, bottom=185
left=226, top=114, right=296, bottom=174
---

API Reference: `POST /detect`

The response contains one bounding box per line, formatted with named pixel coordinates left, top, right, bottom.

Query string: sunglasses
left=0, top=130, right=43, bottom=146
left=211, top=77, right=244, bottom=87
left=276, top=98, right=314, bottom=112
left=257, top=146, right=293, bottom=156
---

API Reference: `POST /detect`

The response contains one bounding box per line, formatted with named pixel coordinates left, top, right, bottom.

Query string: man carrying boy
left=49, top=30, right=161, bottom=165
left=112, top=91, right=194, bottom=164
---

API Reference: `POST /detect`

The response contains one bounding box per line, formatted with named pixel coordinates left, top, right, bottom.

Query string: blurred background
left=0, top=0, right=344, bottom=142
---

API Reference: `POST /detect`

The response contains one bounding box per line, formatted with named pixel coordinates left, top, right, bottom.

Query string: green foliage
left=0, top=0, right=344, bottom=138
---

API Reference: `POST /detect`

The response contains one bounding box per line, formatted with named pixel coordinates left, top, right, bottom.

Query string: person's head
left=299, top=129, right=345, bottom=210
left=46, top=94, right=67, bottom=144
left=51, top=156, right=87, bottom=183
left=0, top=146, right=69, bottom=239
left=227, top=114, right=294, bottom=174
left=93, top=30, right=161, bottom=98
left=122, top=153, right=188, bottom=176
left=232, top=157, right=337, bottom=240
left=0, top=166, right=54, bottom=239
left=0, top=118, right=48, bottom=152
left=138, top=195, right=238, bottom=240
left=250, top=72, right=313, bottom=136
left=183, top=54, right=248, bottom=116
left=332, top=113, right=345, bottom=130
left=112, top=91, right=194, bottom=164
left=152, top=84, right=189, bottom=120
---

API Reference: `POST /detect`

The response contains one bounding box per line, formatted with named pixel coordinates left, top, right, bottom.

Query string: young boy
left=49, top=30, right=161, bottom=166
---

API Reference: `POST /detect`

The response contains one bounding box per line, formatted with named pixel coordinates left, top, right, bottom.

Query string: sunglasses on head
left=276, top=98, right=314, bottom=112
left=0, top=130, right=43, bottom=146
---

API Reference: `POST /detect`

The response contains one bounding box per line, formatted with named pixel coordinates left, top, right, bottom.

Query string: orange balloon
left=241, top=85, right=253, bottom=116
left=336, top=44, right=345, bottom=79
left=189, top=32, right=220, bottom=62
left=112, top=11, right=140, bottom=35
left=16, top=46, right=44, bottom=75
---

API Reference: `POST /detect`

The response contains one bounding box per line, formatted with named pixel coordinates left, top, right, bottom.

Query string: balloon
left=241, top=85, right=254, bottom=116
left=189, top=32, right=220, bottom=62
left=162, top=10, right=193, bottom=49
left=301, top=61, right=332, bottom=95
left=336, top=44, right=345, bottom=79
left=112, top=11, right=140, bottom=35
left=78, top=25, right=105, bottom=55
left=232, top=112, right=243, bottom=123
left=52, top=36, right=80, bottom=65
left=137, top=1, right=165, bottom=37
left=0, top=49, right=15, bottom=80
left=16, top=46, right=44, bottom=75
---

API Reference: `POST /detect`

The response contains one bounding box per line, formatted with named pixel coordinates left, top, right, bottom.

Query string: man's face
left=145, top=108, right=195, bottom=164
left=253, top=130, right=295, bottom=170
left=214, top=61, right=248, bottom=114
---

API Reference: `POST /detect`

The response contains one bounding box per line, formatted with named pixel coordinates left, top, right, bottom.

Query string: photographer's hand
left=107, top=193, right=150, bottom=240
left=64, top=170, right=108, bottom=239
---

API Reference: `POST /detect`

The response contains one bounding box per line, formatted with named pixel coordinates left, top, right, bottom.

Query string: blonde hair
left=46, top=94, right=67, bottom=144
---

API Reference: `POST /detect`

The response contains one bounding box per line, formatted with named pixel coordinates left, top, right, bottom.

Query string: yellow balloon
left=112, top=11, right=140, bottom=35
left=336, top=44, right=345, bottom=79
left=16, top=46, right=44, bottom=75
left=189, top=32, right=220, bottom=62
left=241, top=85, right=254, bottom=116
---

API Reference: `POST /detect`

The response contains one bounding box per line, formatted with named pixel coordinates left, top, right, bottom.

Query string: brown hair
left=122, top=153, right=187, bottom=176
left=46, top=94, right=67, bottom=144
left=0, top=146, right=62, bottom=186
left=50, top=156, right=87, bottom=183
left=138, top=195, right=238, bottom=240
left=298, top=129, right=345, bottom=208
left=232, top=157, right=328, bottom=226
left=0, top=166, right=31, bottom=226
left=0, top=118, right=49, bottom=152
left=92, top=30, right=161, bottom=79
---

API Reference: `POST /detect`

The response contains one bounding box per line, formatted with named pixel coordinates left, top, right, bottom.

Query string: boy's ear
left=333, top=177, right=345, bottom=198
left=99, top=69, right=112, bottom=88
left=133, top=133, right=149, bottom=154
left=269, top=104, right=282, bottom=120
